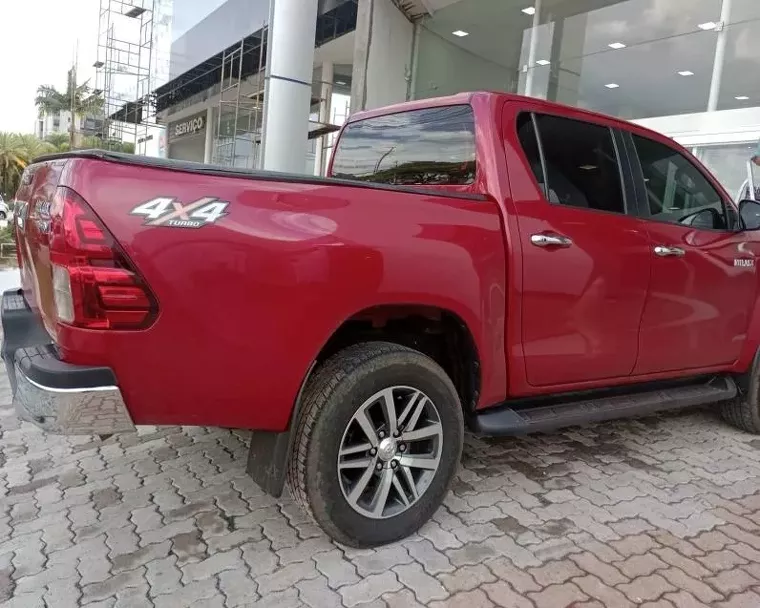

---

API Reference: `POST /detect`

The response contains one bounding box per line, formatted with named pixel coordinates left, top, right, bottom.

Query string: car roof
left=346, top=91, right=673, bottom=146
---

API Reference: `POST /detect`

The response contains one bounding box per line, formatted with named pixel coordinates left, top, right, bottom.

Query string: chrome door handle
left=654, top=245, right=685, bottom=258
left=531, top=233, right=573, bottom=248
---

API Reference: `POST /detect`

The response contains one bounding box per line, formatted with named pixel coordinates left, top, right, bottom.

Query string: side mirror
left=740, top=199, right=760, bottom=231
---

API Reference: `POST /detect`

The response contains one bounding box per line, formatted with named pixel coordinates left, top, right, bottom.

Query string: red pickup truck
left=6, top=92, right=760, bottom=547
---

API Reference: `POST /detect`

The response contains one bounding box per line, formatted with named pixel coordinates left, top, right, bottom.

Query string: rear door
left=505, top=103, right=651, bottom=387
left=625, top=131, right=760, bottom=374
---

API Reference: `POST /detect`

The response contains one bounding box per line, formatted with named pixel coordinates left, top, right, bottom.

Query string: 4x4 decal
left=130, top=196, right=229, bottom=229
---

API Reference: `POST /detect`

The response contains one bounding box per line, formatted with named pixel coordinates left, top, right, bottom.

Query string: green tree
left=35, top=70, right=104, bottom=117
left=0, top=133, right=26, bottom=199
left=45, top=132, right=71, bottom=152
left=0, top=133, right=55, bottom=199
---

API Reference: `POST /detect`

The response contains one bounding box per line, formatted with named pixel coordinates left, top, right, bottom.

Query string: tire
left=0, top=212, right=7, bottom=220
left=288, top=341, right=464, bottom=547
left=721, top=376, right=760, bottom=434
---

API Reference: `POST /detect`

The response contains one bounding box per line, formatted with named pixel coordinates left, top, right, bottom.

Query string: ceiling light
left=608, top=42, right=626, bottom=49
left=580, top=165, right=598, bottom=170
left=605, top=83, right=620, bottom=89
left=698, top=21, right=718, bottom=30
left=536, top=59, right=550, bottom=66
left=522, top=7, right=536, bottom=15
left=452, top=30, right=469, bottom=37
left=736, top=96, right=750, bottom=100
left=678, top=70, right=695, bottom=76
left=335, top=80, right=347, bottom=86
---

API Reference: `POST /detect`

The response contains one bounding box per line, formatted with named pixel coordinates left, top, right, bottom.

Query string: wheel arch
left=246, top=302, right=482, bottom=497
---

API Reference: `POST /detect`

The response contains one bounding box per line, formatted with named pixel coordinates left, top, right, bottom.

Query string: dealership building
left=155, top=0, right=760, bottom=192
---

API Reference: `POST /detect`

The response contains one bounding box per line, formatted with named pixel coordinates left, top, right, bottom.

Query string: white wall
left=414, top=28, right=515, bottom=100
left=634, top=106, right=760, bottom=147
left=353, top=0, right=414, bottom=110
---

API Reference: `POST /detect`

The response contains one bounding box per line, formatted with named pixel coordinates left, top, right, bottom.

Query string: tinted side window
left=526, top=114, right=625, bottom=214
left=331, top=105, right=476, bottom=186
left=633, top=134, right=727, bottom=230
left=516, top=113, right=545, bottom=197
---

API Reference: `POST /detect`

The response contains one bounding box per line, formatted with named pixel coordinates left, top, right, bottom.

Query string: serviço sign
left=168, top=111, right=206, bottom=141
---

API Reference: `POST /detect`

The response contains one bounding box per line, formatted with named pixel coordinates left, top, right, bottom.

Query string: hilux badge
left=734, top=259, right=755, bottom=268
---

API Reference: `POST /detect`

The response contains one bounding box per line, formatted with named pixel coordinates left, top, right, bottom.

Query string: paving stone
left=714, top=590, right=760, bottom=608
left=218, top=568, right=260, bottom=607
left=405, top=539, right=455, bottom=575
left=618, top=553, right=668, bottom=578
left=707, top=568, right=757, bottom=596
left=438, top=564, right=496, bottom=594
left=429, top=588, right=494, bottom=608
left=383, top=588, right=426, bottom=608
left=181, top=548, right=241, bottom=582
left=528, top=582, right=587, bottom=608
left=485, top=557, right=541, bottom=594
left=527, top=559, right=583, bottom=586
left=481, top=581, right=534, bottom=608
left=619, top=574, right=677, bottom=603
left=353, top=544, right=413, bottom=576
left=664, top=591, right=712, bottom=608
left=574, top=574, right=635, bottom=608
left=257, top=561, right=320, bottom=595
left=340, top=571, right=403, bottom=607
left=394, top=562, right=448, bottom=603
left=313, top=549, right=360, bottom=588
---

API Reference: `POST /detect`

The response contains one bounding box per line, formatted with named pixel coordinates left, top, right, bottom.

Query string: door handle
left=654, top=245, right=685, bottom=258
left=531, top=233, right=573, bottom=248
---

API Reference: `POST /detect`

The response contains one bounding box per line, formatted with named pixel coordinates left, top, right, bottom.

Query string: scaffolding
left=213, top=28, right=268, bottom=168
left=95, top=0, right=169, bottom=154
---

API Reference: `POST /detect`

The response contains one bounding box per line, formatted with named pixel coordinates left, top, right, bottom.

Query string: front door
left=507, top=106, right=652, bottom=387
left=627, top=132, right=760, bottom=374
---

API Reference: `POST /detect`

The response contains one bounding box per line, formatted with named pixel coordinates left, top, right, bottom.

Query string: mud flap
left=246, top=429, right=292, bottom=497
left=245, top=361, right=315, bottom=497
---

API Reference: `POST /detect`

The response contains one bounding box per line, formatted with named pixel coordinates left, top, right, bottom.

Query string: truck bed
left=33, top=149, right=486, bottom=202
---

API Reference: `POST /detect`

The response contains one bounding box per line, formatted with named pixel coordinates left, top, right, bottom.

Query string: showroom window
left=413, top=0, right=760, bottom=119
left=519, top=113, right=626, bottom=214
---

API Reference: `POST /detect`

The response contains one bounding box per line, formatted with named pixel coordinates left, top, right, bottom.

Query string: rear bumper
left=1, top=289, right=134, bottom=435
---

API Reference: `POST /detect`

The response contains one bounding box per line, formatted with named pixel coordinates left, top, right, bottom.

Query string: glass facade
left=415, top=0, right=760, bottom=119
left=412, top=0, right=760, bottom=193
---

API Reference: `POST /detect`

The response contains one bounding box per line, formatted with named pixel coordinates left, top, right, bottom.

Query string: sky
left=0, top=0, right=100, bottom=133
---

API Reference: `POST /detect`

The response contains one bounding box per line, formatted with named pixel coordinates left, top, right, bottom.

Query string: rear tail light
left=49, top=187, right=158, bottom=330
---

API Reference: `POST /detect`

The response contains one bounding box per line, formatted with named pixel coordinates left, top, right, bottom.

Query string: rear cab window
left=331, top=105, right=476, bottom=186
left=516, top=112, right=627, bottom=215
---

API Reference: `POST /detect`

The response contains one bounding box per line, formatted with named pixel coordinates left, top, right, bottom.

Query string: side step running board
left=470, top=376, right=737, bottom=436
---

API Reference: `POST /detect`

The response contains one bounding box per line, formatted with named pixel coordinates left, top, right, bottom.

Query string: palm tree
left=45, top=133, right=71, bottom=152
left=35, top=69, right=104, bottom=146
left=0, top=134, right=55, bottom=199
left=0, top=133, right=26, bottom=198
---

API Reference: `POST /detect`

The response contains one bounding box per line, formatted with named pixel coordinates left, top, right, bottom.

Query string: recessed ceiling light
left=522, top=7, right=536, bottom=15
left=608, top=42, right=626, bottom=49
left=605, top=83, right=620, bottom=89
left=698, top=21, right=718, bottom=30
left=536, top=59, right=550, bottom=66
left=452, top=30, right=469, bottom=37
left=678, top=70, right=695, bottom=76
left=736, top=95, right=750, bottom=100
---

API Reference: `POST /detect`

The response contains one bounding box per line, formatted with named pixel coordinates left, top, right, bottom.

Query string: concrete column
left=314, top=62, right=333, bottom=176
left=203, top=107, right=215, bottom=164
left=262, top=0, right=319, bottom=173
left=707, top=0, right=732, bottom=112
left=524, top=0, right=542, bottom=98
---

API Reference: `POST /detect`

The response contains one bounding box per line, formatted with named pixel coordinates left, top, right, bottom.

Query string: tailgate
left=14, top=159, right=68, bottom=338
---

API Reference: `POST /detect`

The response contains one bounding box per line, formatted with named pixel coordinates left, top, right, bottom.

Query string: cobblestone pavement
left=3, top=364, right=760, bottom=608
